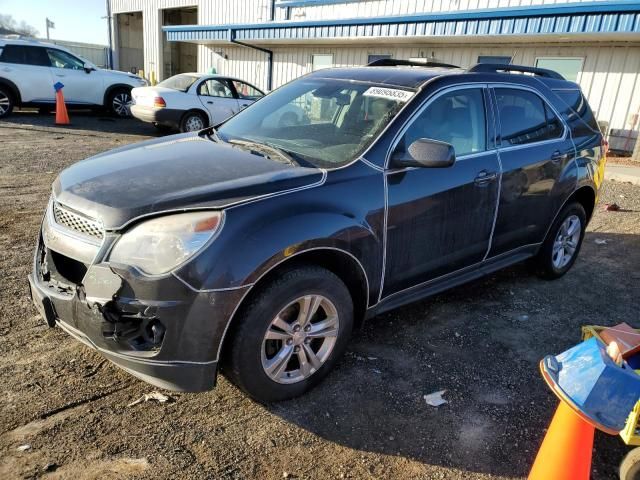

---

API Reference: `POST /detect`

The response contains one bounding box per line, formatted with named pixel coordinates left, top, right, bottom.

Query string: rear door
left=488, top=85, right=575, bottom=257
left=196, top=78, right=239, bottom=123
left=383, top=85, right=501, bottom=297
left=47, top=48, right=101, bottom=105
left=0, top=45, right=54, bottom=102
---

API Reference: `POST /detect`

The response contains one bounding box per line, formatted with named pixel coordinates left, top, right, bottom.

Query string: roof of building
left=164, top=1, right=640, bottom=45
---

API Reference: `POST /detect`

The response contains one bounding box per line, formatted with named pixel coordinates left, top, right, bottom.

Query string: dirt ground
left=1, top=111, right=639, bottom=480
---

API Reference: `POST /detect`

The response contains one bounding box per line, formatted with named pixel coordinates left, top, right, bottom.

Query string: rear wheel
left=0, top=86, right=15, bottom=118
left=180, top=111, right=207, bottom=132
left=107, top=88, right=132, bottom=117
left=620, top=447, right=640, bottom=480
left=531, top=202, right=586, bottom=279
left=224, top=266, right=353, bottom=403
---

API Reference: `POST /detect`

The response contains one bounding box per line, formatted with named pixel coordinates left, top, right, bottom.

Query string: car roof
left=0, top=37, right=62, bottom=49
left=308, top=66, right=458, bottom=89
left=307, top=64, right=578, bottom=91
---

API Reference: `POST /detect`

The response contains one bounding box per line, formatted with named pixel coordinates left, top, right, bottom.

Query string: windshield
left=157, top=74, right=199, bottom=92
left=217, top=78, right=413, bottom=168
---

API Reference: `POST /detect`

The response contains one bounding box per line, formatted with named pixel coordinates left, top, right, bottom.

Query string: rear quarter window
left=552, top=89, right=600, bottom=137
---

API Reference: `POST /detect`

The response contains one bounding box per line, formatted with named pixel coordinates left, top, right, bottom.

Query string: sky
left=1, top=0, right=109, bottom=45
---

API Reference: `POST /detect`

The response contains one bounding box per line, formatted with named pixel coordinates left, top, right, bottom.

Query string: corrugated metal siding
left=246, top=43, right=639, bottom=131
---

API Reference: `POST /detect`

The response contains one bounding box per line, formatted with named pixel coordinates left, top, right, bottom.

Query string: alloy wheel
left=184, top=115, right=204, bottom=131
left=552, top=214, right=581, bottom=269
left=112, top=92, right=131, bottom=117
left=0, top=91, right=10, bottom=115
left=261, top=294, right=339, bottom=384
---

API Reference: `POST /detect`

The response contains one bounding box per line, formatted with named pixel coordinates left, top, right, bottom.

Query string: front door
left=383, top=86, right=500, bottom=297
left=488, top=86, right=575, bottom=257
left=197, top=78, right=239, bottom=124
left=47, top=48, right=100, bottom=105
left=0, top=45, right=54, bottom=103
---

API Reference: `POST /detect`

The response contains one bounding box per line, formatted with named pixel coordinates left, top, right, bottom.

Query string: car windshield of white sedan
left=217, top=79, right=413, bottom=168
left=157, top=74, right=199, bottom=92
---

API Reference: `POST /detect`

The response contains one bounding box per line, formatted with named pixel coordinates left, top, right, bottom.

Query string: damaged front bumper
left=28, top=209, right=247, bottom=392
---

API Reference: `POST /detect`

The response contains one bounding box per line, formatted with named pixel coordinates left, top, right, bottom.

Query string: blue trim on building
left=164, top=1, right=640, bottom=43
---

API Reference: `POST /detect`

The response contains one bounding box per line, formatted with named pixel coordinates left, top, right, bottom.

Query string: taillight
left=153, top=97, right=166, bottom=108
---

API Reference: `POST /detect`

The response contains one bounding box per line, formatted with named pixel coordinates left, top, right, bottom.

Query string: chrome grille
left=53, top=202, right=104, bottom=240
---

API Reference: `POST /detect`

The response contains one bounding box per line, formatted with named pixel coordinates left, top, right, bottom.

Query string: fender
left=173, top=163, right=385, bottom=296
left=0, top=77, right=22, bottom=104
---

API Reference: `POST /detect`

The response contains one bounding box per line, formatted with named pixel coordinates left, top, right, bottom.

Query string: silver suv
left=0, top=38, right=147, bottom=118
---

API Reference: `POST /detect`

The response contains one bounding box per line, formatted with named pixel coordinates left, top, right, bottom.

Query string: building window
left=312, top=54, right=333, bottom=71
left=477, top=55, right=512, bottom=64
left=535, top=57, right=584, bottom=82
left=368, top=54, right=391, bottom=64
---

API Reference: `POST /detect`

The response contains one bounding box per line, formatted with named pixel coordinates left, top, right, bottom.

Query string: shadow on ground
left=1, top=109, right=161, bottom=137
left=264, top=231, right=639, bottom=478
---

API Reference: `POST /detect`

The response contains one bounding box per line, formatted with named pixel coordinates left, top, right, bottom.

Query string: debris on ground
left=16, top=444, right=31, bottom=452
left=43, top=462, right=58, bottom=472
left=595, top=239, right=608, bottom=245
left=424, top=390, right=448, bottom=407
left=604, top=203, right=621, bottom=211
left=127, top=391, right=172, bottom=407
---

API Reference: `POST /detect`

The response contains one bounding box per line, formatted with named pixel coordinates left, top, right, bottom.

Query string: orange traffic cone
left=528, top=401, right=595, bottom=480
left=54, top=84, right=70, bottom=125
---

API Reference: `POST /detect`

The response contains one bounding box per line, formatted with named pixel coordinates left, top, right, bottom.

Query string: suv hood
left=53, top=133, right=322, bottom=230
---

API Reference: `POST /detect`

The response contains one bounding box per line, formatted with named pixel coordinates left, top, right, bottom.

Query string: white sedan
left=130, top=73, right=265, bottom=132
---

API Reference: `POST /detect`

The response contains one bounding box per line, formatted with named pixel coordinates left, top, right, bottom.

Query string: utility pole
left=46, top=18, right=55, bottom=40
left=105, top=0, right=114, bottom=69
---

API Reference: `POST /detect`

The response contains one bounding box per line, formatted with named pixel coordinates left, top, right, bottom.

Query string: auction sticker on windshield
left=363, top=87, right=414, bottom=102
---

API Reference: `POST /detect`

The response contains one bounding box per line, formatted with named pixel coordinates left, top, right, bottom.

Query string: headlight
left=109, top=211, right=223, bottom=275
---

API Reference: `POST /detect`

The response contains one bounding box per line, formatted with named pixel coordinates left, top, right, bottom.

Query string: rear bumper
left=28, top=232, right=248, bottom=392
left=130, top=104, right=183, bottom=129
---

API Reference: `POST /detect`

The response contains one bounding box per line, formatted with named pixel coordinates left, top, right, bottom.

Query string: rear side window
left=400, top=88, right=487, bottom=157
left=0, top=45, right=50, bottom=66
left=552, top=89, right=600, bottom=137
left=495, top=88, right=564, bottom=146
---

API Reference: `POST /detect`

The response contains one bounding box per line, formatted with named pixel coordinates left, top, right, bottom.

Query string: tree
left=0, top=14, right=39, bottom=37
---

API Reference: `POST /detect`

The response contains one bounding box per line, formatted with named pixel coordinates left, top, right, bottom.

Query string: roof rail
left=367, top=58, right=460, bottom=69
left=467, top=63, right=565, bottom=80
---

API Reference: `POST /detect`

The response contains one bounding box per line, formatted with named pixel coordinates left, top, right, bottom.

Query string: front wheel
left=620, top=447, right=640, bottom=480
left=532, top=202, right=587, bottom=279
left=107, top=88, right=132, bottom=117
left=223, top=266, right=353, bottom=403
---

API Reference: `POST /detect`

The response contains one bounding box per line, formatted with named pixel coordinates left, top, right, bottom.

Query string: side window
left=0, top=45, right=49, bottom=66
left=399, top=88, right=487, bottom=157
left=495, top=88, right=564, bottom=146
left=198, top=79, right=234, bottom=98
left=553, top=89, right=600, bottom=137
left=47, top=49, right=84, bottom=70
left=232, top=81, right=263, bottom=100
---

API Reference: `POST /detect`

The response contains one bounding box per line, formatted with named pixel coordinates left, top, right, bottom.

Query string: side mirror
left=391, top=138, right=456, bottom=169
left=83, top=63, right=95, bottom=74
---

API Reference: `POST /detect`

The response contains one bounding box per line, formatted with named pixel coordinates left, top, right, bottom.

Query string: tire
left=0, top=86, right=15, bottom=118
left=620, top=447, right=640, bottom=480
left=107, top=88, right=132, bottom=117
left=180, top=111, right=208, bottom=132
left=531, top=201, right=587, bottom=279
left=223, top=266, right=354, bottom=403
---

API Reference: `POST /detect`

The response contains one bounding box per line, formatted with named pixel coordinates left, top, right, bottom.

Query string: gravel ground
left=1, top=111, right=639, bottom=480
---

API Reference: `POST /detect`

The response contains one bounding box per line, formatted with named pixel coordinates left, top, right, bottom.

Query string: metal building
left=107, top=0, right=640, bottom=154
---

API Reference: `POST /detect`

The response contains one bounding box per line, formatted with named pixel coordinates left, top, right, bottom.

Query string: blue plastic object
left=541, top=337, right=640, bottom=433
left=54, top=82, right=64, bottom=92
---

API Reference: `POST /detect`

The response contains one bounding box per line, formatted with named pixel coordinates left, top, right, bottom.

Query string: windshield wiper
left=228, top=139, right=297, bottom=166
left=200, top=126, right=222, bottom=143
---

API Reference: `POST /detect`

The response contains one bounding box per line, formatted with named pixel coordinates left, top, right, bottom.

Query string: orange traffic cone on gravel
left=528, top=401, right=595, bottom=480
left=54, top=81, right=70, bottom=125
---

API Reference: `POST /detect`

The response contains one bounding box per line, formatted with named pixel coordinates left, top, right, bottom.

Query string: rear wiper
left=229, top=139, right=297, bottom=166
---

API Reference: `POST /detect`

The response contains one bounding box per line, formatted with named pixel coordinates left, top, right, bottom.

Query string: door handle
left=551, top=151, right=569, bottom=163
left=474, top=170, right=497, bottom=185
left=55, top=74, right=66, bottom=77
left=207, top=101, right=213, bottom=104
